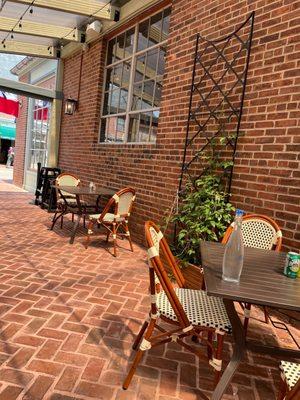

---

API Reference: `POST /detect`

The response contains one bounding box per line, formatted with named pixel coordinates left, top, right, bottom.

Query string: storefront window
left=100, top=7, right=170, bottom=143
left=29, top=99, right=51, bottom=170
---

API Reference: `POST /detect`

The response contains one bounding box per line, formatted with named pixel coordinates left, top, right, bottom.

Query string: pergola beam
left=0, top=0, right=8, bottom=11
left=0, top=77, right=63, bottom=100
left=0, top=16, right=84, bottom=42
left=5, top=0, right=113, bottom=20
left=0, top=40, right=59, bottom=58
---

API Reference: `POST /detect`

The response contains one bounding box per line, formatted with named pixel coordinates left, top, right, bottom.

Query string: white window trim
left=98, top=7, right=170, bottom=145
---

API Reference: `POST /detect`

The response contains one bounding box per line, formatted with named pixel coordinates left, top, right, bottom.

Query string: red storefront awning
left=0, top=92, right=19, bottom=118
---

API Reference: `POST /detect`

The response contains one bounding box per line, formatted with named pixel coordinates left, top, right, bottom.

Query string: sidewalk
left=0, top=175, right=298, bottom=400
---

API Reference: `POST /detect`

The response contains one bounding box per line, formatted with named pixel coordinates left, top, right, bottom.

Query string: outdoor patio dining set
left=49, top=172, right=300, bottom=400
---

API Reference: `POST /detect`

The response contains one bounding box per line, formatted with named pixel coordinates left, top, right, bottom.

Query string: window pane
left=124, top=28, right=135, bottom=57
left=110, top=89, right=120, bottom=114
left=121, top=61, right=131, bottom=88
left=115, top=32, right=126, bottom=60
left=119, top=89, right=128, bottom=113
left=162, top=8, right=171, bottom=39
left=128, top=113, right=140, bottom=142
left=142, top=80, right=155, bottom=108
left=112, top=64, right=122, bottom=88
left=157, top=46, right=166, bottom=76
left=148, top=12, right=163, bottom=47
left=107, top=38, right=115, bottom=65
left=105, top=68, right=113, bottom=91
left=29, top=99, right=50, bottom=170
left=150, top=110, right=159, bottom=142
left=101, top=118, right=115, bottom=142
left=135, top=54, right=146, bottom=83
left=139, top=111, right=151, bottom=142
left=154, top=81, right=162, bottom=107
left=146, top=48, right=159, bottom=78
left=138, top=19, right=149, bottom=52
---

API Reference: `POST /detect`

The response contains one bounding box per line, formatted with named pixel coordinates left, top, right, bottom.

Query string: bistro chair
left=123, top=220, right=232, bottom=390
left=222, top=213, right=282, bottom=332
left=85, top=187, right=135, bottom=257
left=50, top=172, right=87, bottom=230
left=278, top=361, right=300, bottom=400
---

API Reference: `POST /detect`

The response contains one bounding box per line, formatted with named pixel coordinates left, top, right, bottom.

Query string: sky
left=0, top=53, right=25, bottom=81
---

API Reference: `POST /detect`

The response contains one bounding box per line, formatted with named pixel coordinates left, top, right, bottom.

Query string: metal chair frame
left=123, top=221, right=231, bottom=390
left=85, top=187, right=135, bottom=257
left=51, top=172, right=88, bottom=230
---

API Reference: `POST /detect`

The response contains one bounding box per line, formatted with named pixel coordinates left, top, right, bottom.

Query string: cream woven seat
left=86, top=187, right=135, bottom=257
left=57, top=198, right=87, bottom=206
left=280, top=361, right=300, bottom=390
left=222, top=214, right=282, bottom=333
left=89, top=212, right=125, bottom=223
left=157, top=288, right=232, bottom=333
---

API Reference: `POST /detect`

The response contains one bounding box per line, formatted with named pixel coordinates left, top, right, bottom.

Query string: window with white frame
left=28, top=99, right=51, bottom=170
left=100, top=8, right=171, bottom=143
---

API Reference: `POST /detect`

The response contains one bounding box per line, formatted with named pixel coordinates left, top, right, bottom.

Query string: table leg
left=211, top=300, right=246, bottom=400
left=69, top=214, right=81, bottom=244
left=69, top=194, right=82, bottom=245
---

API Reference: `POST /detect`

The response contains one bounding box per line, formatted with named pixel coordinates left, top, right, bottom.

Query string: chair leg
left=50, top=211, right=58, bottom=230
left=243, top=303, right=251, bottom=334
left=207, top=331, right=213, bottom=360
left=112, top=223, right=117, bottom=257
left=123, top=319, right=155, bottom=390
left=213, top=333, right=224, bottom=386
left=124, top=221, right=134, bottom=252
left=51, top=208, right=65, bottom=230
left=85, top=221, right=95, bottom=249
left=106, top=230, right=110, bottom=242
left=263, top=306, right=269, bottom=324
left=60, top=215, right=64, bottom=229
left=277, top=377, right=288, bottom=400
left=132, top=321, right=148, bottom=350
left=83, top=215, right=86, bottom=229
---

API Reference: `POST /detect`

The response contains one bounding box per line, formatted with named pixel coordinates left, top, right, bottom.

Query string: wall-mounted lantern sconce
left=64, top=98, right=78, bottom=115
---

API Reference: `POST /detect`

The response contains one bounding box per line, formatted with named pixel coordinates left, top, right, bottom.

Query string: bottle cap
left=235, top=209, right=244, bottom=217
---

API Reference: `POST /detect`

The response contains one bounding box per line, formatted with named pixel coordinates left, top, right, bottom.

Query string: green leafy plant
left=169, top=132, right=236, bottom=265
left=172, top=174, right=234, bottom=264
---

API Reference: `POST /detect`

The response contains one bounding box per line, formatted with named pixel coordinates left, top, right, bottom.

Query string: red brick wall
left=13, top=74, right=56, bottom=187
left=59, top=0, right=300, bottom=251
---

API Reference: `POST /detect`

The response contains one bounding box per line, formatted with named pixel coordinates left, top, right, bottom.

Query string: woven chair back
left=145, top=221, right=190, bottom=328
left=98, top=187, right=136, bottom=222
left=117, top=190, right=135, bottom=217
left=222, top=214, right=282, bottom=251
left=56, top=173, right=80, bottom=198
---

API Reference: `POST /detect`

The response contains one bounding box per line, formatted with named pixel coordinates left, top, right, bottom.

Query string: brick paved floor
left=0, top=169, right=299, bottom=400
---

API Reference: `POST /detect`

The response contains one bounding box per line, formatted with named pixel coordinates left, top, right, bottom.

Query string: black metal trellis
left=178, top=12, right=255, bottom=194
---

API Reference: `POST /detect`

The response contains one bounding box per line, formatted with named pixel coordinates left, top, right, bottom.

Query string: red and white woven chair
left=278, top=361, right=300, bottom=400
left=222, top=213, right=282, bottom=332
left=123, top=221, right=232, bottom=390
left=85, top=187, right=135, bottom=257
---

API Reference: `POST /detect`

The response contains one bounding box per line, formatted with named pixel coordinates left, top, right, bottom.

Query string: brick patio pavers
left=0, top=169, right=299, bottom=400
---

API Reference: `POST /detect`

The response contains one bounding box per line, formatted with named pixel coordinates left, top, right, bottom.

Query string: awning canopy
left=0, top=123, right=16, bottom=140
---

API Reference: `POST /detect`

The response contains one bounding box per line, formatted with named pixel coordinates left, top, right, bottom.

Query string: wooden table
left=51, top=185, right=115, bottom=244
left=200, top=241, right=300, bottom=400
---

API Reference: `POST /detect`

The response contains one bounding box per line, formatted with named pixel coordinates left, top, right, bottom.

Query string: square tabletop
left=52, top=185, right=115, bottom=196
left=200, top=241, right=300, bottom=312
